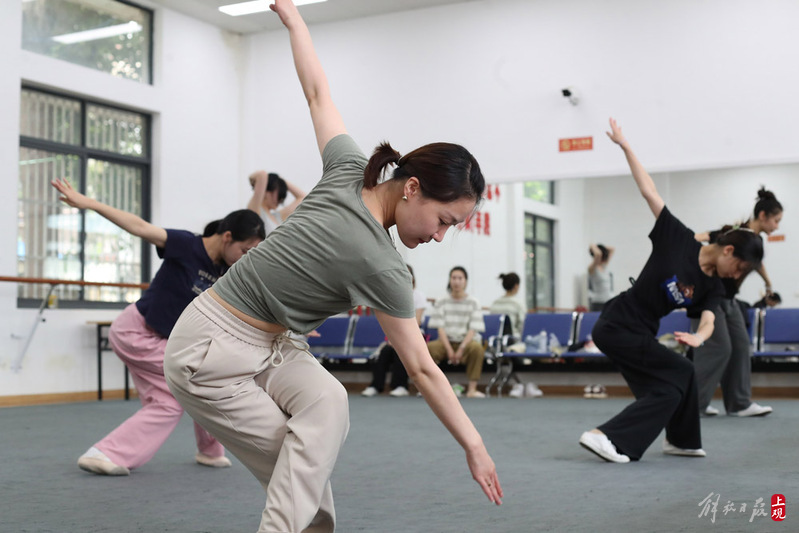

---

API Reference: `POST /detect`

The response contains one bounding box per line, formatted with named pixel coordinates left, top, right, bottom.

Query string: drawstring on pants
left=270, top=333, right=310, bottom=368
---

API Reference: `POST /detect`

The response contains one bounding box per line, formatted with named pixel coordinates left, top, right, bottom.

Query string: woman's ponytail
left=363, top=142, right=401, bottom=189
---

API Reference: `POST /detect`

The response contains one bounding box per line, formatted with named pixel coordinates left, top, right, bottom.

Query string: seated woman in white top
left=427, top=266, right=487, bottom=398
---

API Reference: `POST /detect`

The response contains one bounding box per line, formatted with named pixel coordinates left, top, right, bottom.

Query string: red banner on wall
left=559, top=137, right=593, bottom=152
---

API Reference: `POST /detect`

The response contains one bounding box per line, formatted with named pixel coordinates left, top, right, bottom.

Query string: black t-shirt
left=135, top=230, right=225, bottom=338
left=601, top=207, right=724, bottom=334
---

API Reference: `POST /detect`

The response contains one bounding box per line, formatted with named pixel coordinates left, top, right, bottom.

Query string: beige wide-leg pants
left=165, top=291, right=350, bottom=533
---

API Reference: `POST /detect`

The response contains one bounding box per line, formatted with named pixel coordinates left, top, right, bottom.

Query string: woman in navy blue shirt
left=579, top=119, right=764, bottom=463
left=51, top=178, right=265, bottom=476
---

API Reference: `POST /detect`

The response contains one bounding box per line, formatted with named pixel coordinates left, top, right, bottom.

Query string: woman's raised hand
left=51, top=179, right=89, bottom=209
left=605, top=117, right=628, bottom=147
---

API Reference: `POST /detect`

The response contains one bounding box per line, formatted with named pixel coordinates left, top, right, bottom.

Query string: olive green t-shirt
left=213, top=134, right=414, bottom=334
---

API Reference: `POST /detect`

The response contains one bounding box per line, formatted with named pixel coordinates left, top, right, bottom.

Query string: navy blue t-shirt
left=135, top=229, right=226, bottom=338
left=601, top=207, right=724, bottom=335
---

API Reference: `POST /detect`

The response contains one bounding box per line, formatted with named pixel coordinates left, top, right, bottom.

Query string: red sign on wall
left=559, top=137, right=593, bottom=152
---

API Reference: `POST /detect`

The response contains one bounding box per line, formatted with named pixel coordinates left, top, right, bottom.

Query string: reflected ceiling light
left=52, top=21, right=142, bottom=44
left=219, top=0, right=327, bottom=17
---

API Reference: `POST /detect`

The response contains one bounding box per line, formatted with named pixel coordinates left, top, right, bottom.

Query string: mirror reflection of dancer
left=692, top=188, right=783, bottom=417
left=247, top=170, right=307, bottom=235
left=51, top=179, right=265, bottom=476
left=587, top=243, right=614, bottom=311
left=163, top=1, right=502, bottom=531
left=579, top=119, right=764, bottom=463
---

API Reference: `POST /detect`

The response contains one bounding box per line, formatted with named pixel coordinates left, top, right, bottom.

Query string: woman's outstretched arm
left=375, top=310, right=504, bottom=506
left=271, top=0, right=346, bottom=155
left=606, top=118, right=665, bottom=218
left=51, top=178, right=167, bottom=248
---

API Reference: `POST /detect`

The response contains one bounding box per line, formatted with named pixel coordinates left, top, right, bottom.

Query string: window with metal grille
left=524, top=213, right=555, bottom=311
left=18, top=87, right=151, bottom=308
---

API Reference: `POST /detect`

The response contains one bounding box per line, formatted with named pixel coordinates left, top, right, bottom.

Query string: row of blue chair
left=752, top=307, right=799, bottom=357
left=307, top=307, right=797, bottom=391
left=487, top=306, right=799, bottom=395
left=307, top=312, right=509, bottom=364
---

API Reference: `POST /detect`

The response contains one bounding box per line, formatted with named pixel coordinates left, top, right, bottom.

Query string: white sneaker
left=703, top=405, right=719, bottom=416
left=729, top=402, right=772, bottom=417
left=389, top=386, right=409, bottom=397
left=508, top=383, right=525, bottom=398
left=361, top=386, right=379, bottom=397
left=77, top=447, right=130, bottom=476
left=579, top=431, right=630, bottom=463
left=525, top=382, right=543, bottom=398
left=583, top=384, right=594, bottom=398
left=195, top=453, right=232, bottom=468
left=663, top=439, right=706, bottom=457
left=591, top=384, right=608, bottom=399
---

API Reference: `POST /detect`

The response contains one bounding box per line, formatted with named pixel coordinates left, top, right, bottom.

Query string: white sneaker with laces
left=508, top=383, right=525, bottom=398
left=389, top=386, right=409, bottom=397
left=361, top=386, right=379, bottom=397
left=579, top=431, right=630, bottom=463
left=703, top=405, right=720, bottom=416
left=663, top=439, right=706, bottom=457
left=729, top=402, right=772, bottom=417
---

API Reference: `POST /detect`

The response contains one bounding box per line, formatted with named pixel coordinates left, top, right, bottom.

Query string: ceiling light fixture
left=219, top=0, right=327, bottom=17
left=52, top=21, right=143, bottom=44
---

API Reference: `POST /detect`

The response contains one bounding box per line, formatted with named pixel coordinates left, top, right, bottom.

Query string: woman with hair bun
left=588, top=243, right=615, bottom=311
left=163, top=1, right=502, bottom=531
left=490, top=272, right=525, bottom=338
left=247, top=170, right=307, bottom=236
left=692, top=187, right=783, bottom=417
left=579, top=119, right=763, bottom=464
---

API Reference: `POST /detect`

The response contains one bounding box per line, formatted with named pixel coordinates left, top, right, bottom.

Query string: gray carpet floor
left=1, top=395, right=796, bottom=532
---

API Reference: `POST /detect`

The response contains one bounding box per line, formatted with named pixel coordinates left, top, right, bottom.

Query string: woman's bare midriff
left=207, top=288, right=288, bottom=334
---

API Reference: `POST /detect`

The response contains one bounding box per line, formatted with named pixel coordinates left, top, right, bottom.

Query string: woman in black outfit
left=579, top=119, right=764, bottom=463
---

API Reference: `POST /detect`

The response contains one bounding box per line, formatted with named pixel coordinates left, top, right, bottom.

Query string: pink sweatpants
left=95, top=303, right=224, bottom=469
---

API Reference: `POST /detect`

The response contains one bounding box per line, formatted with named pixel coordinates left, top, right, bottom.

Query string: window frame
left=524, top=212, right=555, bottom=311
left=18, top=85, right=152, bottom=309
left=523, top=180, right=556, bottom=204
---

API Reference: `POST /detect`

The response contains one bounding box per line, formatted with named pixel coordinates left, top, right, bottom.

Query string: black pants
left=369, top=344, right=408, bottom=392
left=592, top=317, right=701, bottom=460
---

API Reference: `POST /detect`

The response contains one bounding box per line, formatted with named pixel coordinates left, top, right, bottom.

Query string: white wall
left=0, top=1, right=244, bottom=396
left=240, top=0, right=799, bottom=188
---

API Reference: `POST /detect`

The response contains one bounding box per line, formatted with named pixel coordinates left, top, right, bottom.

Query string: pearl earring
left=402, top=195, right=408, bottom=201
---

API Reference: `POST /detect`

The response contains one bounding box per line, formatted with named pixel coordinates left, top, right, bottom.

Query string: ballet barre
left=0, top=276, right=148, bottom=376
